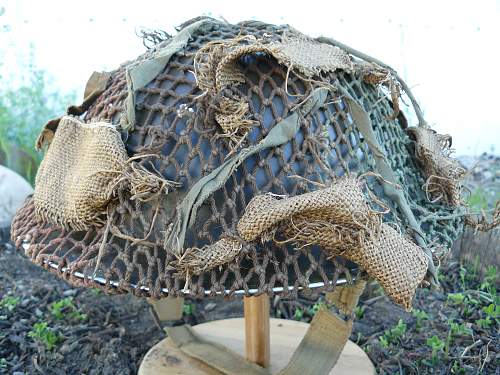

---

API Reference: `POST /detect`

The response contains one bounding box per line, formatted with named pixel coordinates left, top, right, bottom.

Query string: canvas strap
left=164, top=87, right=329, bottom=256
left=336, top=85, right=436, bottom=285
left=161, top=279, right=365, bottom=375
left=121, top=19, right=220, bottom=130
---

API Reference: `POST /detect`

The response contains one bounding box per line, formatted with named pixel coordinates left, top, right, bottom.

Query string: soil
left=1, top=235, right=498, bottom=374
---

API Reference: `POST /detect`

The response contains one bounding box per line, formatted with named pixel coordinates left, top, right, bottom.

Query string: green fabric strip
left=164, top=88, right=329, bottom=255
left=166, top=325, right=269, bottom=374
left=120, top=19, right=221, bottom=130
left=337, top=85, right=435, bottom=284
left=277, top=309, right=353, bottom=375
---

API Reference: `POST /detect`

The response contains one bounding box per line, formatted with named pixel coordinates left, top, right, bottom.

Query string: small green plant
left=0, top=296, right=20, bottom=312
left=426, top=335, right=445, bottom=364
left=379, top=319, right=407, bottom=347
left=354, top=305, right=365, bottom=320
left=50, top=297, right=87, bottom=321
left=308, top=302, right=324, bottom=316
left=451, top=360, right=465, bottom=374
left=28, top=322, right=61, bottom=350
left=412, top=309, right=429, bottom=331
left=293, top=307, right=304, bottom=321
left=183, top=303, right=195, bottom=316
left=476, top=303, right=499, bottom=328
left=447, top=293, right=465, bottom=305
left=480, top=266, right=498, bottom=299
left=449, top=321, right=472, bottom=337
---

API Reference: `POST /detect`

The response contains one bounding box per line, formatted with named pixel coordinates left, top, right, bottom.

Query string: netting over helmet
left=11, top=19, right=464, bottom=300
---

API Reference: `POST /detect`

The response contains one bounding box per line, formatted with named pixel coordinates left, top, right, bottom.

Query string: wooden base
left=139, top=318, right=375, bottom=375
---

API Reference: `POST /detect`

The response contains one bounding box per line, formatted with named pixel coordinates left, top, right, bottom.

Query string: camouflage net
left=11, top=18, right=466, bottom=302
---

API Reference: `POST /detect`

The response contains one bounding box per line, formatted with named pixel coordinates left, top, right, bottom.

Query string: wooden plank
left=244, top=295, right=271, bottom=368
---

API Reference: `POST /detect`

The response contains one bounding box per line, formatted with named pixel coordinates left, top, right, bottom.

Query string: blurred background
left=0, top=0, right=499, bottom=184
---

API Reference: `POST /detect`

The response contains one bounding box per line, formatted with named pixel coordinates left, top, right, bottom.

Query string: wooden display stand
left=139, top=295, right=374, bottom=374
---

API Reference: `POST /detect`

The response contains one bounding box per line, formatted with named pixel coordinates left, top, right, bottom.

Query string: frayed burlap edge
left=236, top=176, right=428, bottom=310
left=407, top=125, right=466, bottom=206
left=33, top=116, right=179, bottom=231
left=193, top=34, right=352, bottom=148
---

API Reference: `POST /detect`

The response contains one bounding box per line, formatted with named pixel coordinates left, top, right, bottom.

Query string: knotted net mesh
left=11, top=19, right=464, bottom=301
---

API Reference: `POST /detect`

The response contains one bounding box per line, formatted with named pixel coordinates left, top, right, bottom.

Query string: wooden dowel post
left=243, top=294, right=270, bottom=368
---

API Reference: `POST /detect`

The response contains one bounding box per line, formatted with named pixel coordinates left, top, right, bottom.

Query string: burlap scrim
left=408, top=125, right=466, bottom=206
left=196, top=34, right=352, bottom=93
left=194, top=34, right=352, bottom=144
left=34, top=116, right=176, bottom=230
left=237, top=177, right=427, bottom=310
left=34, top=116, right=128, bottom=229
left=175, top=236, right=242, bottom=275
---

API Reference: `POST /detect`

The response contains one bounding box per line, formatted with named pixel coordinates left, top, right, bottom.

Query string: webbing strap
left=166, top=281, right=365, bottom=375
left=337, top=85, right=435, bottom=285
left=165, top=324, right=270, bottom=375
left=325, top=279, right=367, bottom=316
left=164, top=88, right=329, bottom=255
left=277, top=279, right=365, bottom=375
left=277, top=309, right=352, bottom=375
left=121, top=19, right=221, bottom=130
left=148, top=297, right=184, bottom=321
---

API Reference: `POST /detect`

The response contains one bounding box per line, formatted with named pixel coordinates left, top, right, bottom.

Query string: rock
left=0, top=166, right=33, bottom=228
left=63, top=289, right=78, bottom=297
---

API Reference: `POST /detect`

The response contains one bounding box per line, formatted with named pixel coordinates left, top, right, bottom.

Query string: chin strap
left=153, top=278, right=366, bottom=375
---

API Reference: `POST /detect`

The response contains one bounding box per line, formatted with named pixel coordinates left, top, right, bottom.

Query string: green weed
left=426, top=335, right=445, bottom=364
left=447, top=293, right=465, bottom=305
left=412, top=309, right=429, bottom=331
left=354, top=305, right=365, bottom=320
left=0, top=296, right=20, bottom=312
left=183, top=303, right=195, bottom=316
left=28, top=322, right=61, bottom=350
left=50, top=297, right=87, bottom=321
left=379, top=319, right=407, bottom=348
left=293, top=307, right=304, bottom=321
left=308, top=302, right=324, bottom=316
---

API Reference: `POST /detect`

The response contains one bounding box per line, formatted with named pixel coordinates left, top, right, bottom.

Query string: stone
left=0, top=166, right=33, bottom=228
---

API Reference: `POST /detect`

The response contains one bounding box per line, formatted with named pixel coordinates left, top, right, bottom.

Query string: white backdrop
left=1, top=0, right=499, bottom=155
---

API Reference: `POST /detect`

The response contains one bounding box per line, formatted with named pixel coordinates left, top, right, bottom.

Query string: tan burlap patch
left=195, top=34, right=352, bottom=94
left=175, top=236, right=243, bottom=275
left=34, top=116, right=128, bottom=229
left=34, top=116, right=176, bottom=230
left=194, top=34, right=351, bottom=144
left=237, top=177, right=380, bottom=242
left=237, top=177, right=427, bottom=310
left=408, top=126, right=466, bottom=206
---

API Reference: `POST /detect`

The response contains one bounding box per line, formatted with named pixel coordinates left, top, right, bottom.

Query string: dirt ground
left=1, top=234, right=498, bottom=375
